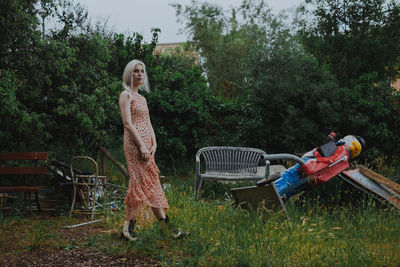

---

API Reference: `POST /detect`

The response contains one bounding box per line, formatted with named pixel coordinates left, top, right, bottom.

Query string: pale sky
left=75, top=0, right=303, bottom=43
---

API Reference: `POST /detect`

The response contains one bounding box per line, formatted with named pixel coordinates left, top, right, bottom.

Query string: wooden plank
left=101, top=147, right=129, bottom=186
left=0, top=152, right=48, bottom=160
left=340, top=170, right=400, bottom=210
left=0, top=186, right=44, bottom=192
left=0, top=167, right=47, bottom=175
left=359, top=165, right=400, bottom=194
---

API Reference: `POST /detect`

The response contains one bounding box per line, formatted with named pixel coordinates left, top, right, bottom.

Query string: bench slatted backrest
left=0, top=152, right=48, bottom=175
left=199, top=147, right=265, bottom=174
left=0, top=152, right=48, bottom=160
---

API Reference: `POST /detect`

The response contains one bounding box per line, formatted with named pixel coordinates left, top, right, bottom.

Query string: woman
left=119, top=59, right=186, bottom=241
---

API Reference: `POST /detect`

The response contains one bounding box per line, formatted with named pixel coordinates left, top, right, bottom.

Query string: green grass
left=1, top=174, right=399, bottom=266
left=84, top=175, right=400, bottom=266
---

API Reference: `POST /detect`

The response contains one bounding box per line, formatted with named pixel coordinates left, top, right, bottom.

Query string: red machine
left=302, top=145, right=350, bottom=185
left=258, top=133, right=365, bottom=199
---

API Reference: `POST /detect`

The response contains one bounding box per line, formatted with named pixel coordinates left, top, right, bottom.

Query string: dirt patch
left=57, top=224, right=106, bottom=242
left=0, top=249, right=161, bottom=266
left=0, top=214, right=162, bottom=266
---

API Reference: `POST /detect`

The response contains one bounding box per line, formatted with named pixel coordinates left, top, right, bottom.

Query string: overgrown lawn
left=1, top=176, right=399, bottom=266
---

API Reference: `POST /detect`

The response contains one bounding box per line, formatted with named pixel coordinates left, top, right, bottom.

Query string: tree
left=297, top=0, right=400, bottom=157
left=173, top=0, right=282, bottom=98
left=173, top=0, right=341, bottom=153
left=248, top=33, right=345, bottom=153
left=298, top=0, right=400, bottom=87
left=0, top=0, right=41, bottom=78
left=0, top=70, right=49, bottom=151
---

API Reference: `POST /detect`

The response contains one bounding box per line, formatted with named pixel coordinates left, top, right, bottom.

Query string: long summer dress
left=123, top=90, right=169, bottom=226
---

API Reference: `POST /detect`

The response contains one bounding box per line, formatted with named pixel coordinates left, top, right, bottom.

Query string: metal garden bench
left=194, top=147, right=274, bottom=199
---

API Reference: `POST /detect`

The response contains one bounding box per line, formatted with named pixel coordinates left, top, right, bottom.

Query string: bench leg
left=1, top=193, right=7, bottom=208
left=24, top=192, right=32, bottom=212
left=194, top=177, right=203, bottom=199
left=35, top=192, right=41, bottom=212
left=22, top=192, right=32, bottom=212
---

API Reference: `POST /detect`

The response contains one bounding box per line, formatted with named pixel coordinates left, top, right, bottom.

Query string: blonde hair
left=122, top=59, right=150, bottom=92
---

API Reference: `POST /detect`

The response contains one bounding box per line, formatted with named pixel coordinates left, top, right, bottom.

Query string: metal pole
left=263, top=153, right=306, bottom=165
left=65, top=219, right=103, bottom=229
left=38, top=9, right=47, bottom=39
left=42, top=17, right=45, bottom=38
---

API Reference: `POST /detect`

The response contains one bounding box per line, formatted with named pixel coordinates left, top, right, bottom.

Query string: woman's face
left=132, top=64, right=145, bottom=87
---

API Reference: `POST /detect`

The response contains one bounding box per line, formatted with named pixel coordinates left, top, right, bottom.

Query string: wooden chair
left=69, top=156, right=106, bottom=220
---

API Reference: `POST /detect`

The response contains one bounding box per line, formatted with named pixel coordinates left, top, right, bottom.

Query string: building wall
left=392, top=77, right=400, bottom=91
left=155, top=42, right=198, bottom=64
left=154, top=42, right=184, bottom=54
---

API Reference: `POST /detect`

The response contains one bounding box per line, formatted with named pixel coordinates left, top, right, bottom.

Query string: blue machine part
left=274, top=157, right=313, bottom=199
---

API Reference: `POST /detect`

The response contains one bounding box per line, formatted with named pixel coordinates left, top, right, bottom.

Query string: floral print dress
left=123, top=90, right=169, bottom=225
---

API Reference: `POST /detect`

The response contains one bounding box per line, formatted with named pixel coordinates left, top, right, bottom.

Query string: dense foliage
left=0, top=0, right=158, bottom=161
left=1, top=0, right=400, bottom=174
left=175, top=0, right=400, bottom=157
left=296, top=0, right=400, bottom=157
left=298, top=0, right=400, bottom=88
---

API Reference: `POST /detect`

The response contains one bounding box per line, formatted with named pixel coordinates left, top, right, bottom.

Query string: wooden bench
left=0, top=152, right=48, bottom=211
left=195, top=147, right=277, bottom=199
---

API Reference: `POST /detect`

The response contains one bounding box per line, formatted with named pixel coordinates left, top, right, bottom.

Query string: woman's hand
left=149, top=143, right=157, bottom=156
left=139, top=145, right=150, bottom=162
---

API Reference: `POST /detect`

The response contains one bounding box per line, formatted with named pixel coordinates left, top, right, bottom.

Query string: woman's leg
left=151, top=207, right=166, bottom=220
left=152, top=207, right=189, bottom=239
left=122, top=206, right=137, bottom=241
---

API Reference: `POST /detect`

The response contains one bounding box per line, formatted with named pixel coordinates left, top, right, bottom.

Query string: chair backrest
left=196, top=147, right=267, bottom=174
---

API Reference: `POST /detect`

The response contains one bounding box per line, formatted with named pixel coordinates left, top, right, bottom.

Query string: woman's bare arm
left=149, top=123, right=157, bottom=156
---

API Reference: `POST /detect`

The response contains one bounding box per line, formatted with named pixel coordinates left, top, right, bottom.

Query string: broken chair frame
left=69, top=156, right=107, bottom=220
